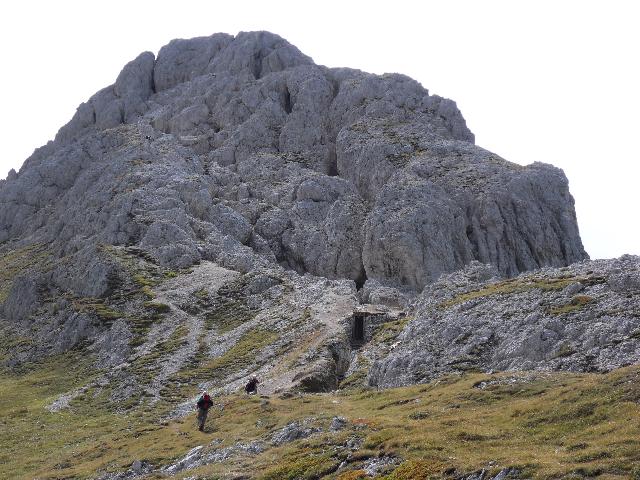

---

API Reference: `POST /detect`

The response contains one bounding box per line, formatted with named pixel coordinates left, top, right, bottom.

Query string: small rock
left=362, top=455, right=399, bottom=476
left=131, top=460, right=143, bottom=474
left=330, top=416, right=348, bottom=431
left=492, top=467, right=517, bottom=480
left=164, top=445, right=203, bottom=474
left=271, top=421, right=319, bottom=445
left=563, top=282, right=584, bottom=296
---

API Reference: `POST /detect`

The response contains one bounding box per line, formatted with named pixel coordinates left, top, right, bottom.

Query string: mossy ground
left=71, top=297, right=124, bottom=324
left=1, top=247, right=635, bottom=478
left=2, top=349, right=640, bottom=479
left=0, top=243, right=51, bottom=303
left=171, top=327, right=277, bottom=387
left=97, top=245, right=186, bottom=347
left=371, top=316, right=410, bottom=342
left=193, top=276, right=260, bottom=334
left=439, top=275, right=605, bottom=309
left=550, top=295, right=595, bottom=315
left=126, top=324, right=190, bottom=386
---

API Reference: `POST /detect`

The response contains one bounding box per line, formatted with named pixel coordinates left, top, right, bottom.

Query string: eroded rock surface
left=369, top=255, right=640, bottom=388
left=0, top=31, right=585, bottom=309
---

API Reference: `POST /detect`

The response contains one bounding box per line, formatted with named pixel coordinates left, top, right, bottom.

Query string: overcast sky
left=0, top=0, right=638, bottom=259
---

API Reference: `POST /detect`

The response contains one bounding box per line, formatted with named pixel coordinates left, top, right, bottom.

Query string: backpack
left=197, top=394, right=213, bottom=409
left=245, top=378, right=258, bottom=393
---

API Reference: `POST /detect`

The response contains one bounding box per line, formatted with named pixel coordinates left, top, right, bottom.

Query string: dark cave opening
left=327, top=145, right=338, bottom=176
left=283, top=86, right=293, bottom=114
left=352, top=315, right=365, bottom=343
left=354, top=267, right=368, bottom=290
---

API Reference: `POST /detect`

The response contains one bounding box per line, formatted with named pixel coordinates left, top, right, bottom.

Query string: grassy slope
left=2, top=352, right=640, bottom=479
left=1, top=246, right=638, bottom=479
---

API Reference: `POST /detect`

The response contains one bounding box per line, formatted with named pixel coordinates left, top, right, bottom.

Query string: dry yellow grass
left=2, top=351, right=640, bottom=479
left=439, top=275, right=599, bottom=309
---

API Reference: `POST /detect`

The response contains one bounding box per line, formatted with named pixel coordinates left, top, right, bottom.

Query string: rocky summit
left=1, top=31, right=639, bottom=480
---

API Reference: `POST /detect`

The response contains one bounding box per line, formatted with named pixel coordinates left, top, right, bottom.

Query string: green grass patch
left=127, top=325, right=190, bottom=387
left=71, top=297, right=123, bottom=323
left=194, top=288, right=209, bottom=299
left=173, top=327, right=277, bottom=387
left=549, top=295, right=595, bottom=315
left=381, top=459, right=448, bottom=479
left=143, top=300, right=170, bottom=313
left=372, top=316, right=412, bottom=345
left=128, top=313, right=162, bottom=348
left=553, top=342, right=577, bottom=358
left=259, top=449, right=344, bottom=480
left=134, top=274, right=156, bottom=288
left=439, top=275, right=602, bottom=309
left=339, top=356, right=371, bottom=391
left=204, top=298, right=256, bottom=333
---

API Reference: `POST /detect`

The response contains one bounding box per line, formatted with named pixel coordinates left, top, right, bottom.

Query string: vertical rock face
left=0, top=30, right=587, bottom=315
left=359, top=139, right=586, bottom=289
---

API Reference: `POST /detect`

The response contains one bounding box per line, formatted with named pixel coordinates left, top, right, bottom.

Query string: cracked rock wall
left=0, top=30, right=587, bottom=310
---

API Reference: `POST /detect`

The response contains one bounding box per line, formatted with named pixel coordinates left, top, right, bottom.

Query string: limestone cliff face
left=0, top=31, right=586, bottom=299
left=0, top=32, right=596, bottom=398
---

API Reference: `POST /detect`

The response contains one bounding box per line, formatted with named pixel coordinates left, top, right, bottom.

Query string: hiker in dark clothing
left=245, top=376, right=259, bottom=395
left=196, top=390, right=214, bottom=431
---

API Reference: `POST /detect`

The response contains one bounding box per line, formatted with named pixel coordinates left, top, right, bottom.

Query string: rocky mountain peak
left=0, top=31, right=585, bottom=300
left=0, top=30, right=599, bottom=396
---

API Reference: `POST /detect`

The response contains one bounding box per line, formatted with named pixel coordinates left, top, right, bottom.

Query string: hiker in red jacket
left=196, top=390, right=214, bottom=431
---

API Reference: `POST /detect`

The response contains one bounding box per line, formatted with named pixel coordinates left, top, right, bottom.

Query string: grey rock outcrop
left=369, top=255, right=640, bottom=388
left=270, top=420, right=320, bottom=445
left=361, top=140, right=586, bottom=289
left=0, top=31, right=586, bottom=310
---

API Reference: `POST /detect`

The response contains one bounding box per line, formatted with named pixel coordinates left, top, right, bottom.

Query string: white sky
left=0, top=0, right=638, bottom=259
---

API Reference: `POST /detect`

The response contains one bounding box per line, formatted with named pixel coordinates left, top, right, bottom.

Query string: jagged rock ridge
left=0, top=31, right=586, bottom=300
